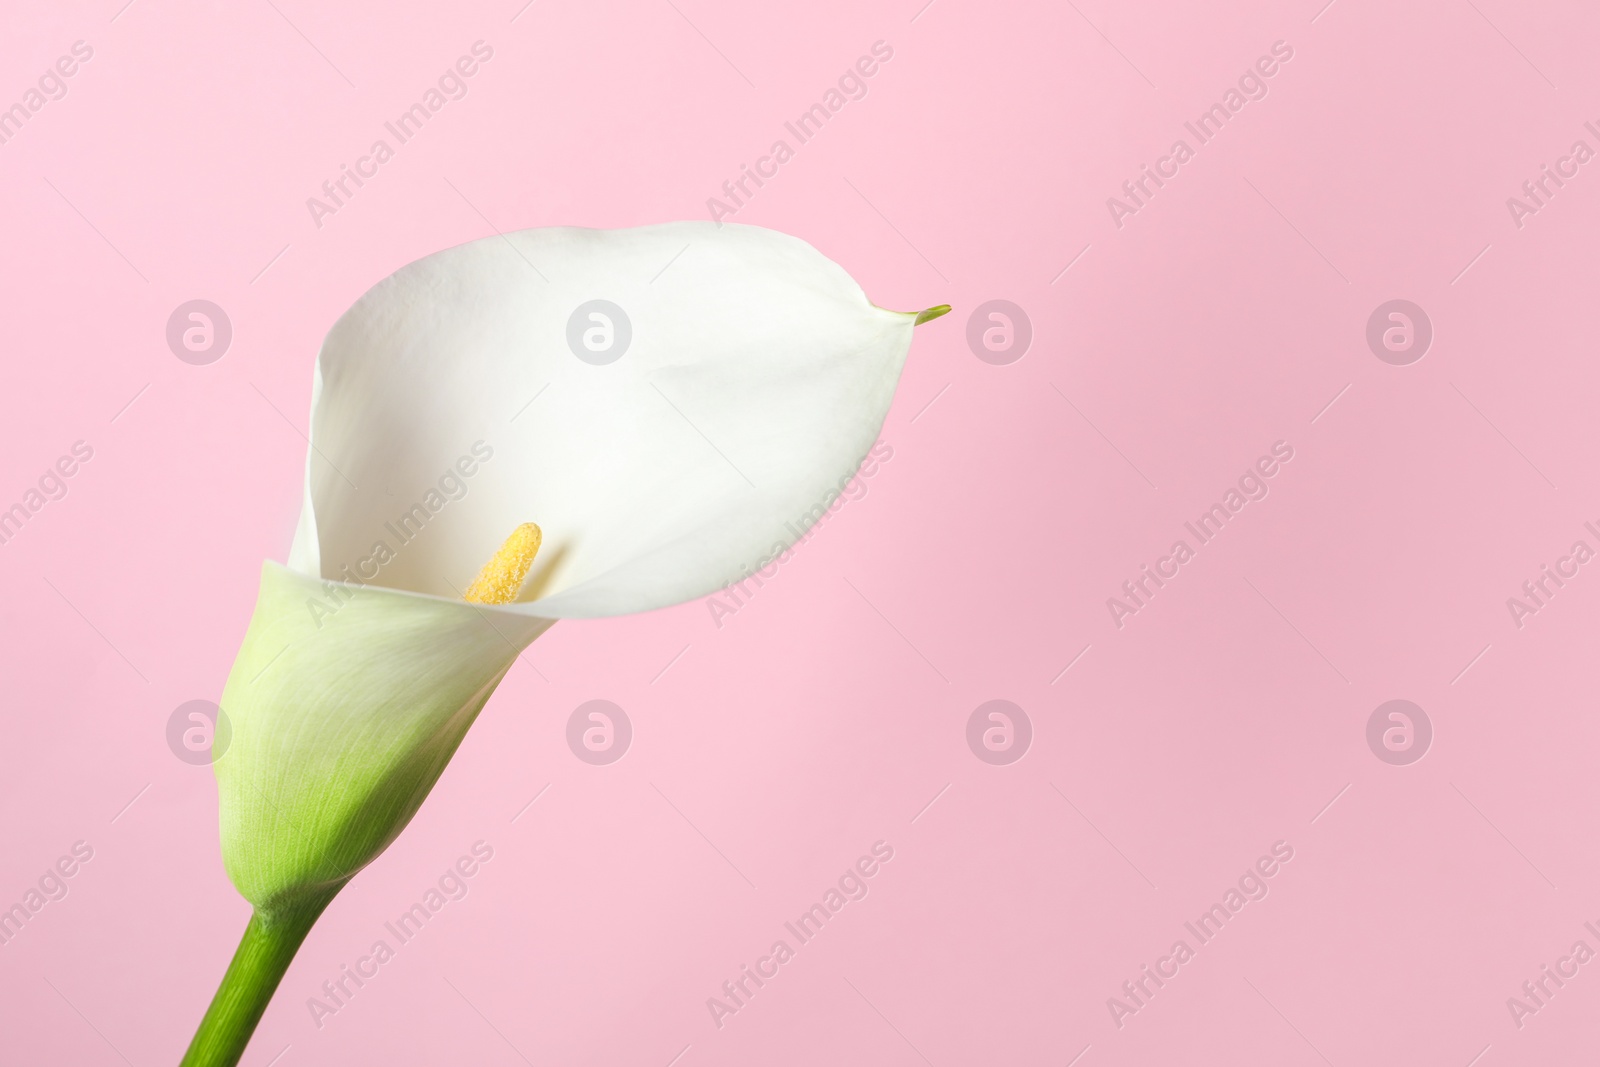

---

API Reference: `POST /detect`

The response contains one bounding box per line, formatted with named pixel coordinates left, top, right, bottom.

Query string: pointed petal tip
left=913, top=304, right=952, bottom=326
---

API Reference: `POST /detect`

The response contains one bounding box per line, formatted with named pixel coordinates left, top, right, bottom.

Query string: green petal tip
left=913, top=304, right=952, bottom=326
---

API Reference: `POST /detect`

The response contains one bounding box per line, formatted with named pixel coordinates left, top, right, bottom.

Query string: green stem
left=180, top=892, right=339, bottom=1067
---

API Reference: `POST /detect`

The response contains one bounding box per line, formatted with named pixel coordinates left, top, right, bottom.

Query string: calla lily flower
left=182, top=221, right=946, bottom=1066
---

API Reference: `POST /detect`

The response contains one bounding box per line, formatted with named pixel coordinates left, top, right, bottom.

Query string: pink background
left=3, top=0, right=1600, bottom=1063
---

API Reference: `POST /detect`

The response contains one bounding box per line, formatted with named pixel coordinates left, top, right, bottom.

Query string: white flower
left=214, top=221, right=946, bottom=913
left=292, top=221, right=939, bottom=617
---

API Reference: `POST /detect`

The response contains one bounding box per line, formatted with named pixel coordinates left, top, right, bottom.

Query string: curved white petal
left=289, top=222, right=927, bottom=618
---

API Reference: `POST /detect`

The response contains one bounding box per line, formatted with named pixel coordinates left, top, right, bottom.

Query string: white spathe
left=216, top=223, right=936, bottom=913
left=289, top=221, right=923, bottom=619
